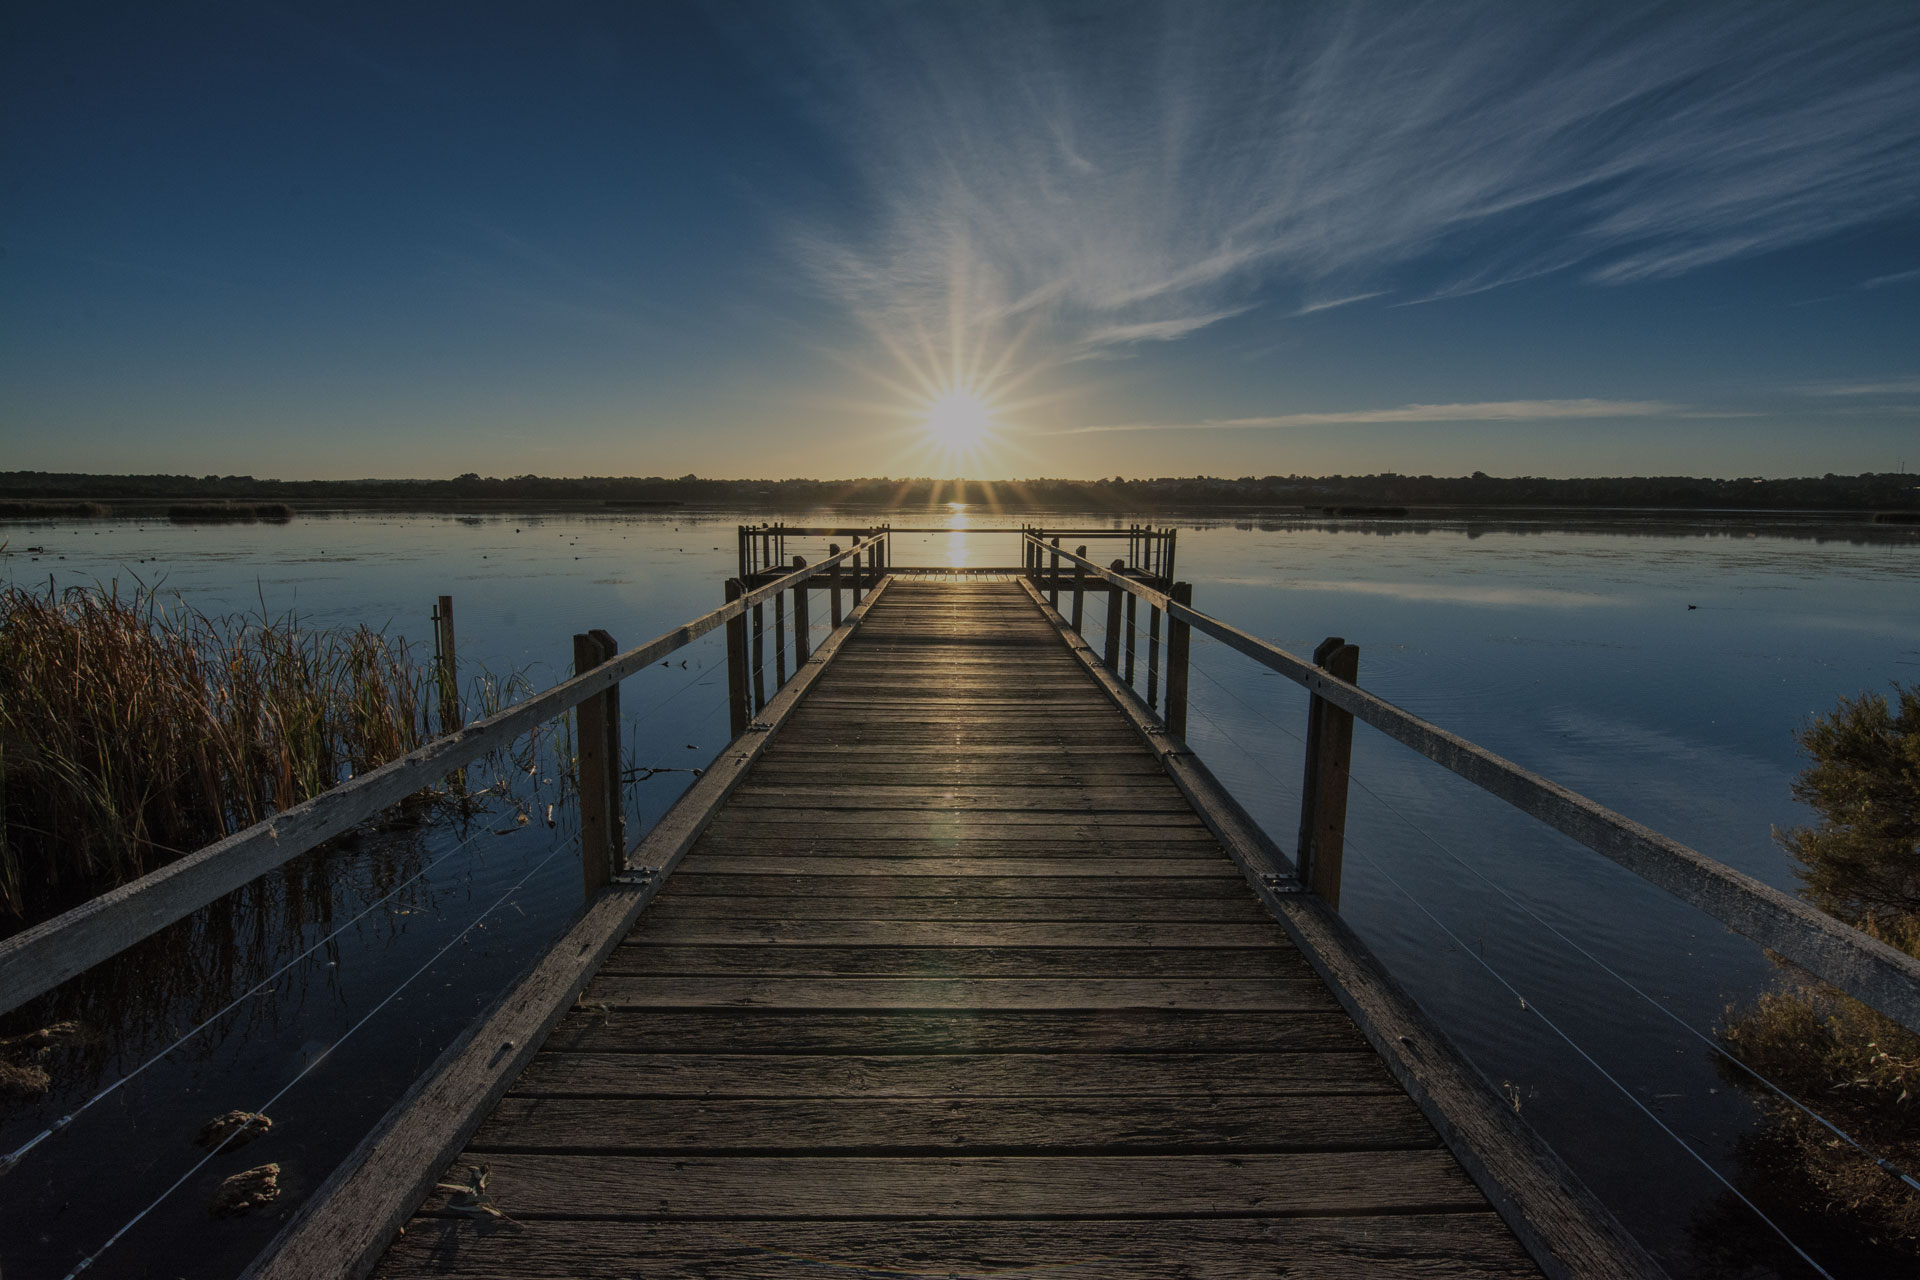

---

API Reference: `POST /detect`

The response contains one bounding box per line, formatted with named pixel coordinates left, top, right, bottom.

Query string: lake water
left=2, top=509, right=1916, bottom=1278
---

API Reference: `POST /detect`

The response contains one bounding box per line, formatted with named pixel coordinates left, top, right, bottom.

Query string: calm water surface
left=2, top=510, right=1916, bottom=1278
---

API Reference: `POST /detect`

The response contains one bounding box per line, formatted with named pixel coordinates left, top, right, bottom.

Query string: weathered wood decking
left=374, top=580, right=1539, bottom=1277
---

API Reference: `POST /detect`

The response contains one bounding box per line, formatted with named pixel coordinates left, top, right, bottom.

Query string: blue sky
left=2, top=1, right=1917, bottom=480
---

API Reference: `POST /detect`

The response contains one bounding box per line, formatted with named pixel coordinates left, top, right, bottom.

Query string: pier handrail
left=1024, top=533, right=1920, bottom=1034
left=0, top=537, right=885, bottom=1016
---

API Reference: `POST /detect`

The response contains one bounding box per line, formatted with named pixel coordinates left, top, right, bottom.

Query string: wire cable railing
left=0, top=820, right=504, bottom=1175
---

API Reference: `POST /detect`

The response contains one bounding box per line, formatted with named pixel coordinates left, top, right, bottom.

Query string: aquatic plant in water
left=1719, top=682, right=1920, bottom=1251
left=0, top=582, right=435, bottom=919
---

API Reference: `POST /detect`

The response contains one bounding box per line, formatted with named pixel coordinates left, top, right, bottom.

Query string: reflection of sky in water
left=1277, top=578, right=1617, bottom=608
left=4, top=510, right=1917, bottom=1277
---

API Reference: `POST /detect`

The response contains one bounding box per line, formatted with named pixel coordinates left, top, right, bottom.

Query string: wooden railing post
left=1165, top=582, right=1192, bottom=739
left=572, top=632, right=618, bottom=900
left=1048, top=538, right=1061, bottom=610
left=1297, top=636, right=1360, bottom=909
left=1124, top=584, right=1138, bottom=684
left=828, top=544, right=844, bottom=626
left=724, top=579, right=749, bottom=738
left=792, top=555, right=811, bottom=663
left=850, top=538, right=865, bottom=608
left=1070, top=546, right=1087, bottom=633
left=432, top=594, right=460, bottom=734
left=1104, top=560, right=1125, bottom=670
left=588, top=628, right=625, bottom=861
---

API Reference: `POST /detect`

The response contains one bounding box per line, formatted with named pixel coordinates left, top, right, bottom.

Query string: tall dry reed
left=0, top=582, right=433, bottom=919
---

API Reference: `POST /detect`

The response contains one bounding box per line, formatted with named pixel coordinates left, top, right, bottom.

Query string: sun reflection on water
left=945, top=502, right=970, bottom=567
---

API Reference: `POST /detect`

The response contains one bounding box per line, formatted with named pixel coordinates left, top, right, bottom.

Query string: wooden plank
left=742, top=765, right=1171, bottom=784
left=760, top=742, right=1155, bottom=758
left=729, top=781, right=1200, bottom=798
left=411, top=1150, right=1487, bottom=1218
left=797, top=665, right=1084, bottom=674
left=509, top=1050, right=1395, bottom=1097
left=242, top=579, right=899, bottom=1280
left=723, top=788, right=1198, bottom=812
left=656, top=874, right=1258, bottom=899
left=374, top=1214, right=1537, bottom=1279
left=601, top=944, right=1309, bottom=978
left=799, top=693, right=1109, bottom=706
left=541, top=1007, right=1373, bottom=1055
left=697, top=823, right=1222, bottom=843
left=763, top=708, right=1148, bottom=723
left=621, top=917, right=1291, bottom=947
left=789, top=702, right=1117, bottom=714
left=633, top=895, right=1274, bottom=923
left=469, top=1093, right=1437, bottom=1153
left=585, top=975, right=1338, bottom=1011
left=701, top=810, right=1214, bottom=829
left=677, top=857, right=1243, bottom=878
left=773, top=732, right=1150, bottom=747
left=777, top=721, right=1139, bottom=737
left=806, top=671, right=1095, bottom=683
left=822, top=664, right=1086, bottom=677
left=687, top=838, right=1229, bottom=856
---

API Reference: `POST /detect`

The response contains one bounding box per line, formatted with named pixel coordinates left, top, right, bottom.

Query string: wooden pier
left=21, top=526, right=1918, bottom=1279
left=360, top=580, right=1558, bottom=1278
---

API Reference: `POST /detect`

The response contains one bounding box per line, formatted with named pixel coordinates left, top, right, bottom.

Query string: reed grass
left=0, top=582, right=432, bottom=919
left=0, top=500, right=110, bottom=518
left=166, top=502, right=294, bottom=523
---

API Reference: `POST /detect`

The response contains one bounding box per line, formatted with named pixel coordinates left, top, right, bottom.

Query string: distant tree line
left=2, top=469, right=1916, bottom=513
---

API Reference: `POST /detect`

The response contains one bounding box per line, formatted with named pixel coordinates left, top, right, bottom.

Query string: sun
left=923, top=387, right=995, bottom=451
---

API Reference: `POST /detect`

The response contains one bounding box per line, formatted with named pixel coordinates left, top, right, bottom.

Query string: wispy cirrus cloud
left=1292, top=292, right=1389, bottom=317
left=1073, top=306, right=1258, bottom=353
left=1803, top=377, right=1920, bottom=397
left=1047, top=399, right=1700, bottom=436
left=1861, top=267, right=1920, bottom=289
left=754, top=2, right=1920, bottom=365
